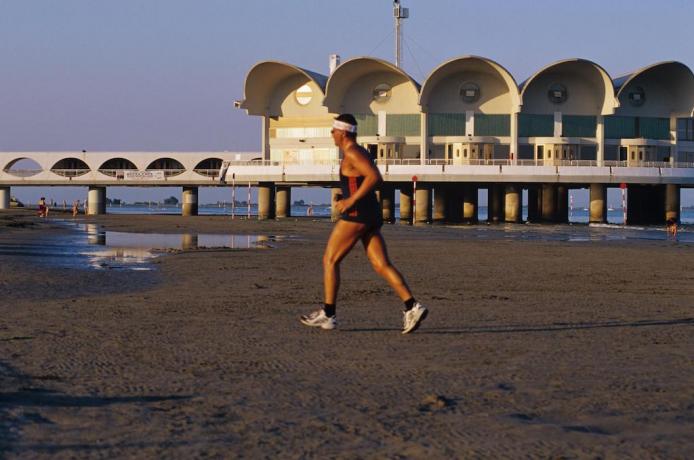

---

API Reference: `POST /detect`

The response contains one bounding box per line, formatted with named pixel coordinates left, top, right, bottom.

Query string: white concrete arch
left=3, top=157, right=43, bottom=177
left=323, top=56, right=421, bottom=114
left=614, top=61, right=694, bottom=117
left=241, top=61, right=328, bottom=117
left=419, top=56, right=521, bottom=113
left=98, top=157, right=138, bottom=171
left=520, top=59, right=616, bottom=115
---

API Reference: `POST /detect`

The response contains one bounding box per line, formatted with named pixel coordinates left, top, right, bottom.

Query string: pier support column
left=589, top=184, right=607, bottom=223
left=504, top=185, right=522, bottom=223
left=541, top=184, right=557, bottom=222
left=257, top=182, right=275, bottom=220
left=433, top=184, right=447, bottom=223
left=380, top=184, right=395, bottom=223
left=557, top=185, right=569, bottom=223
left=463, top=184, right=478, bottom=223
left=489, top=184, right=504, bottom=223
left=181, top=186, right=198, bottom=217
left=665, top=184, right=680, bottom=223
left=446, top=184, right=463, bottom=223
left=399, top=186, right=413, bottom=224
left=330, top=187, right=342, bottom=222
left=0, top=187, right=9, bottom=209
left=527, top=186, right=540, bottom=222
left=275, top=186, right=291, bottom=219
left=414, top=185, right=431, bottom=225
left=87, top=186, right=107, bottom=216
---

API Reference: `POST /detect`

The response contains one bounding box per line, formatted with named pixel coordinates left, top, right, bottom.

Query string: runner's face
left=331, top=128, right=344, bottom=146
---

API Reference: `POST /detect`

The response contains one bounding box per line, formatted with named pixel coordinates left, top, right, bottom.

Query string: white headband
left=332, top=120, right=357, bottom=133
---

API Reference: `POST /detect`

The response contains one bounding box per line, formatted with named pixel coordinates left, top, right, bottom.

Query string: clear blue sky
left=1, top=0, right=693, bottom=205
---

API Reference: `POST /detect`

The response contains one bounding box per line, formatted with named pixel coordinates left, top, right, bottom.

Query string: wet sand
left=1, top=209, right=693, bottom=458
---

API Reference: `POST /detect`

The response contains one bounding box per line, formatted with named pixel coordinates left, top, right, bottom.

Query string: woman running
left=301, top=114, right=428, bottom=334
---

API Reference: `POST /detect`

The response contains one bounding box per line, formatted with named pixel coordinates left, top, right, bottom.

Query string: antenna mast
left=393, top=0, right=409, bottom=68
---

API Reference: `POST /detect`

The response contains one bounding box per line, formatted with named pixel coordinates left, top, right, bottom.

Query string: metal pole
left=231, top=175, right=236, bottom=219
left=395, top=9, right=401, bottom=68
left=247, top=182, right=251, bottom=218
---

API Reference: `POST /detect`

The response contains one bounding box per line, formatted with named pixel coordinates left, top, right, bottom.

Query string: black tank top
left=339, top=170, right=382, bottom=226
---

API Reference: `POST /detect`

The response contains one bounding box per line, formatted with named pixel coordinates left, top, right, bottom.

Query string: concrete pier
left=257, top=182, right=275, bottom=220
left=665, top=184, right=680, bottom=222
left=414, top=185, right=431, bottom=224
left=330, top=187, right=342, bottom=222
left=463, top=184, right=478, bottom=223
left=489, top=184, right=504, bottom=223
left=557, top=185, right=569, bottom=223
left=181, top=186, right=198, bottom=217
left=504, top=184, right=522, bottom=223
left=380, top=184, right=395, bottom=223
left=0, top=186, right=9, bottom=209
left=181, top=233, right=198, bottom=250
left=400, top=186, right=413, bottom=224
left=87, top=186, right=107, bottom=216
left=433, top=184, right=447, bottom=223
left=446, top=185, right=464, bottom=223
left=527, top=186, right=540, bottom=222
left=541, top=184, right=557, bottom=222
left=275, top=186, right=291, bottom=218
left=589, top=184, right=607, bottom=223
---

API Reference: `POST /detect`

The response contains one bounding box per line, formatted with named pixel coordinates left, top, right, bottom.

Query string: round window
left=372, top=83, right=392, bottom=103
left=459, top=82, right=480, bottom=103
left=295, top=84, right=313, bottom=106
left=628, top=86, right=646, bottom=107
left=548, top=83, right=568, bottom=104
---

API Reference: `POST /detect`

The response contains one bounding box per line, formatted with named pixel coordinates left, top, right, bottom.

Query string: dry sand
left=1, top=209, right=693, bottom=459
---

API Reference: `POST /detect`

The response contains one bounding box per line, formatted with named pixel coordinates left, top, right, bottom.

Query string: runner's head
left=331, top=114, right=357, bottom=145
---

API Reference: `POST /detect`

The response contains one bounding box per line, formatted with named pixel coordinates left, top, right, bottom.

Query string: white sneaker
left=402, top=302, right=428, bottom=334
left=300, top=309, right=337, bottom=330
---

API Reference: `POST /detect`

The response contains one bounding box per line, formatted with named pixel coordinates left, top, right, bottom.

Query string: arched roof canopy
left=614, top=61, right=694, bottom=117
left=241, top=61, right=328, bottom=116
left=419, top=56, right=520, bottom=113
left=324, top=57, right=420, bottom=114
left=520, top=59, right=616, bottom=115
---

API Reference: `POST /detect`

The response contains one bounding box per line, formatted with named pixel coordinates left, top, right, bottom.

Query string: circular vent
left=628, top=86, right=646, bottom=107
left=295, top=84, right=313, bottom=106
left=459, top=82, right=480, bottom=103
left=548, top=83, right=568, bottom=104
left=372, top=83, right=392, bottom=103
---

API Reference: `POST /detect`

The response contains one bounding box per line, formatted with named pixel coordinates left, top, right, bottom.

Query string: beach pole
left=231, top=174, right=236, bottom=219
left=247, top=182, right=251, bottom=219
left=412, top=176, right=417, bottom=224
left=621, top=183, right=627, bottom=225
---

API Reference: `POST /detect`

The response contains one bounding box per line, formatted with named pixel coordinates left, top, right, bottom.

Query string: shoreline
left=0, top=209, right=693, bottom=457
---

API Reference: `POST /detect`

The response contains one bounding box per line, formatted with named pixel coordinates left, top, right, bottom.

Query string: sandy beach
left=1, top=209, right=693, bottom=458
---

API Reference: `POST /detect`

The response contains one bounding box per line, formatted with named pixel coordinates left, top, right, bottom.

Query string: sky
left=1, top=0, right=693, bottom=205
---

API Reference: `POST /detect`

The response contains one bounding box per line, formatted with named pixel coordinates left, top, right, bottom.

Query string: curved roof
left=520, top=58, right=617, bottom=114
left=419, top=55, right=521, bottom=112
left=614, top=61, right=694, bottom=117
left=241, top=61, right=328, bottom=116
left=323, top=56, right=420, bottom=112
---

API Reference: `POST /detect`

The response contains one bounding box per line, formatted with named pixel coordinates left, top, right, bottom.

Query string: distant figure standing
left=306, top=203, right=314, bottom=216
left=37, top=197, right=47, bottom=217
left=72, top=200, right=80, bottom=217
left=300, top=114, right=428, bottom=334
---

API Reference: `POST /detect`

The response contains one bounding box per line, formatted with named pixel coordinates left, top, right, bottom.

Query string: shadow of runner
left=0, top=361, right=191, bottom=459
left=341, top=317, right=694, bottom=334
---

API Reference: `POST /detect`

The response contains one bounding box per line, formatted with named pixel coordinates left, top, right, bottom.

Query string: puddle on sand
left=0, top=223, right=286, bottom=271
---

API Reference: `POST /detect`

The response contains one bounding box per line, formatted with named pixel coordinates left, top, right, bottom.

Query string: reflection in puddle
left=0, top=223, right=286, bottom=272
left=80, top=224, right=285, bottom=270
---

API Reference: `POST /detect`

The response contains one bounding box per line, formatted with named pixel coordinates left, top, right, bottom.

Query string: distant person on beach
left=37, top=197, right=47, bottom=217
left=306, top=203, right=314, bottom=216
left=72, top=200, right=80, bottom=217
left=666, top=218, right=678, bottom=237
left=300, top=114, right=428, bottom=334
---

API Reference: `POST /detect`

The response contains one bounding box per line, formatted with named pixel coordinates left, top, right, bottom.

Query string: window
left=548, top=83, right=568, bottom=104
left=295, top=84, right=313, bottom=106
left=373, top=84, right=392, bottom=103
left=677, top=118, right=694, bottom=141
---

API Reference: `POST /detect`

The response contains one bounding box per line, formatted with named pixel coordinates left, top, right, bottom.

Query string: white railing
left=3, top=169, right=42, bottom=177
left=51, top=168, right=91, bottom=177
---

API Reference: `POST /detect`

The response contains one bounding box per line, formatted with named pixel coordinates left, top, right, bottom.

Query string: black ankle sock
left=323, top=303, right=336, bottom=317
left=403, top=298, right=416, bottom=311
